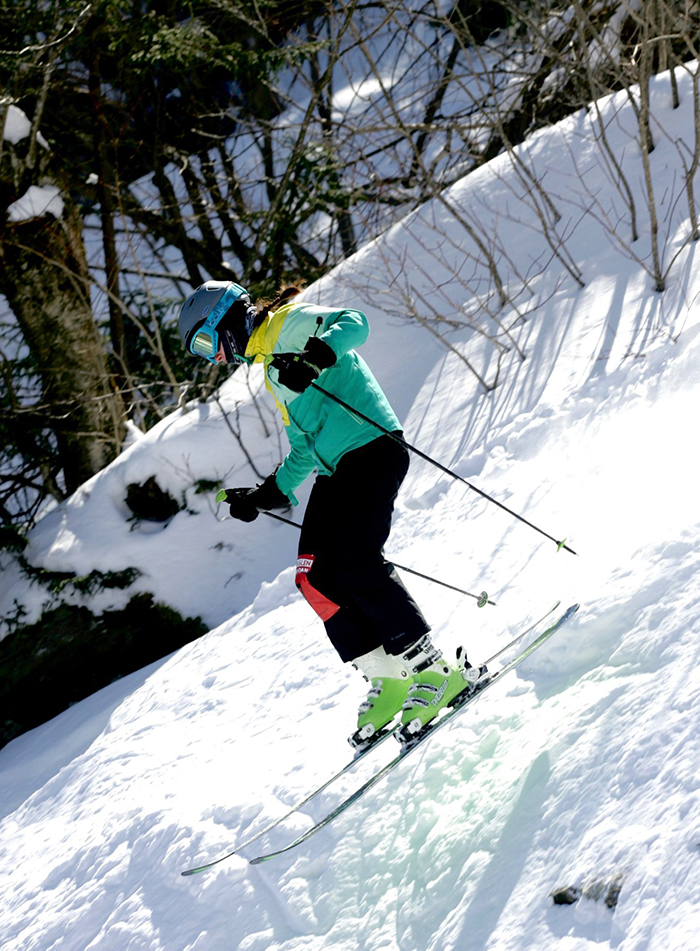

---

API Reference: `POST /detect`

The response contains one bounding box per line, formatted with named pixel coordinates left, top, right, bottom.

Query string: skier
left=179, top=279, right=469, bottom=745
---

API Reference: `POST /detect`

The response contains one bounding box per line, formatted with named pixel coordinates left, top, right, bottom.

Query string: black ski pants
left=295, top=434, right=430, bottom=663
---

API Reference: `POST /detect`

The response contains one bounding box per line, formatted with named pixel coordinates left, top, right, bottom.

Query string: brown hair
left=254, top=282, right=305, bottom=327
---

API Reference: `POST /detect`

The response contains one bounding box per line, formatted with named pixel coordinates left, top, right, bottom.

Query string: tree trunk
left=0, top=201, right=126, bottom=495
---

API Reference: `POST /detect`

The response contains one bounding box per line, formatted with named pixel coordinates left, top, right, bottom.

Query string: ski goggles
left=188, top=283, right=250, bottom=364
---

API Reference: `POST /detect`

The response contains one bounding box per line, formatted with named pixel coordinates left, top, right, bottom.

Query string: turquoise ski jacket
left=245, top=300, right=401, bottom=504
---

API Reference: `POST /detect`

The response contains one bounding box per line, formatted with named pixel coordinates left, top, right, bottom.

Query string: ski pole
left=310, top=382, right=577, bottom=556
left=244, top=505, right=495, bottom=607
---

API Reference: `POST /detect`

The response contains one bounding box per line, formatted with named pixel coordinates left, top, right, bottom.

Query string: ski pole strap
left=310, top=382, right=577, bottom=556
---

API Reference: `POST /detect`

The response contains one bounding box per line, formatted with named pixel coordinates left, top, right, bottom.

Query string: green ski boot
left=398, top=650, right=472, bottom=743
left=349, top=645, right=413, bottom=749
left=349, top=634, right=472, bottom=749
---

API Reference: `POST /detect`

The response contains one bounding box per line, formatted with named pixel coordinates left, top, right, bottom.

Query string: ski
left=180, top=600, right=565, bottom=877
left=249, top=603, right=579, bottom=866
left=180, top=722, right=399, bottom=876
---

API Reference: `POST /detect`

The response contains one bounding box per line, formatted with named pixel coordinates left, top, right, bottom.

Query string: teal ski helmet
left=179, top=280, right=256, bottom=363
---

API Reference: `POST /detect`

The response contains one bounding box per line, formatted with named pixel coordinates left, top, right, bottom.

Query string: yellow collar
left=244, top=300, right=301, bottom=425
left=245, top=300, right=299, bottom=364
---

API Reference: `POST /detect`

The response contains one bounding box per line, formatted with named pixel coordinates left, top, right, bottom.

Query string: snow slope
left=3, top=65, right=700, bottom=950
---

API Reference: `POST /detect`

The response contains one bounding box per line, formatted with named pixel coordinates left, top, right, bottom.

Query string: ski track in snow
left=3, top=64, right=700, bottom=951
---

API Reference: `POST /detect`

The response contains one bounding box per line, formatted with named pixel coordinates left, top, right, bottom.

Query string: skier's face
left=214, top=341, right=227, bottom=364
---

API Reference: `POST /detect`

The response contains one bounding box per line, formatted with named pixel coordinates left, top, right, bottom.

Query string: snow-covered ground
left=3, top=64, right=700, bottom=950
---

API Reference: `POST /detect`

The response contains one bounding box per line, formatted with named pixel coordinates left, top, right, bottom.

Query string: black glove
left=221, top=473, right=289, bottom=522
left=271, top=336, right=336, bottom=393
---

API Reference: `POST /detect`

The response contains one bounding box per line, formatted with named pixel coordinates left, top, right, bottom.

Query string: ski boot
left=349, top=645, right=414, bottom=751
left=397, top=641, right=481, bottom=745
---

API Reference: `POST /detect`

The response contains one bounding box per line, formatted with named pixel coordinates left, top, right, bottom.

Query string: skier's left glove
left=271, top=336, right=336, bottom=393
left=221, top=473, right=289, bottom=522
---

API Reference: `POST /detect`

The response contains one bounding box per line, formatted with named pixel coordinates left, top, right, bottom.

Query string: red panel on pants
left=295, top=554, right=340, bottom=622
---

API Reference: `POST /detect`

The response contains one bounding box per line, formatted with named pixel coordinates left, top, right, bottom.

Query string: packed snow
left=3, top=64, right=700, bottom=951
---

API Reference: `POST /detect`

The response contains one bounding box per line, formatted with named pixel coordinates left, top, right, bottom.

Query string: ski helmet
left=178, top=280, right=257, bottom=363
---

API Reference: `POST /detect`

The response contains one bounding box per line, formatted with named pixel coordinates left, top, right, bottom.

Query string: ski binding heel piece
left=349, top=723, right=376, bottom=749
left=349, top=721, right=400, bottom=753
left=396, top=717, right=427, bottom=747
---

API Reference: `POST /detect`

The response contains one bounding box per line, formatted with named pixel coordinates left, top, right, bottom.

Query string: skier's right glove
left=271, top=336, right=336, bottom=393
left=220, top=473, right=289, bottom=522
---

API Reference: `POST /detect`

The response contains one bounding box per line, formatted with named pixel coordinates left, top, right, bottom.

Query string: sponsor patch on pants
left=295, top=553, right=340, bottom=621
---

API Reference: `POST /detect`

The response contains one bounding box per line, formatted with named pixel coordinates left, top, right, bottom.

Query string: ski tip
left=215, top=488, right=227, bottom=503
